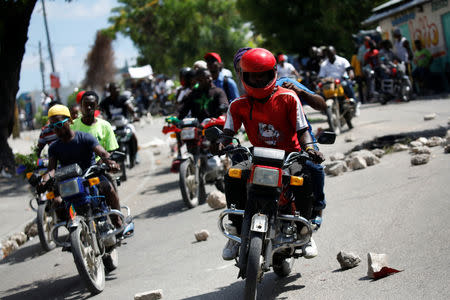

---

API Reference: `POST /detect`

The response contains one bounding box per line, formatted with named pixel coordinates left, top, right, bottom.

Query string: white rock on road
left=423, top=113, right=437, bottom=121
left=411, top=154, right=431, bottom=165
left=409, top=146, right=431, bottom=155
left=330, top=152, right=345, bottom=161
left=409, top=141, right=423, bottom=148
left=426, top=136, right=443, bottom=147
left=350, top=156, right=367, bottom=170
left=371, top=148, right=385, bottom=158
left=416, top=137, right=428, bottom=145
left=368, top=252, right=389, bottom=279
left=194, top=229, right=210, bottom=242
left=206, top=191, right=226, bottom=210
left=10, top=232, right=27, bottom=246
left=392, top=143, right=409, bottom=152
left=134, top=289, right=163, bottom=300
left=326, top=161, right=347, bottom=176
left=337, top=251, right=361, bottom=270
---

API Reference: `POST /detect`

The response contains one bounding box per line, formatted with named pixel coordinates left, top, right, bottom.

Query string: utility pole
left=38, top=41, right=46, bottom=93
left=41, top=0, right=60, bottom=100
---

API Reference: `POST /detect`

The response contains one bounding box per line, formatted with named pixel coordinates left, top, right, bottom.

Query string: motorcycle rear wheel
left=70, top=220, right=105, bottom=295
left=179, top=160, right=206, bottom=208
left=244, top=232, right=263, bottom=300
left=37, top=202, right=56, bottom=251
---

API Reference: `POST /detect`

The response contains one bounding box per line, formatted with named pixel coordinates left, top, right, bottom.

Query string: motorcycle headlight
left=59, top=178, right=81, bottom=198
left=180, top=127, right=196, bottom=140
left=251, top=166, right=281, bottom=187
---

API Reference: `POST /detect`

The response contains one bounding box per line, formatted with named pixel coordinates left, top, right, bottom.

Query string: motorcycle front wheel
left=179, top=160, right=206, bottom=208
left=37, top=202, right=56, bottom=251
left=326, top=100, right=341, bottom=135
left=70, top=220, right=105, bottom=295
left=244, top=232, right=263, bottom=300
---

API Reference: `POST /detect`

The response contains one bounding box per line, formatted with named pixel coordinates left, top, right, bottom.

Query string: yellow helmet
left=47, top=104, right=71, bottom=118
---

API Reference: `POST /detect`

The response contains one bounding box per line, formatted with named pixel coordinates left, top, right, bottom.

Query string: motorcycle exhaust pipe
left=93, top=209, right=127, bottom=239
left=218, top=208, right=245, bottom=244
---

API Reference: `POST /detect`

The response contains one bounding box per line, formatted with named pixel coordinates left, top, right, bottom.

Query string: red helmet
left=240, top=48, right=277, bottom=99
left=76, top=90, right=86, bottom=104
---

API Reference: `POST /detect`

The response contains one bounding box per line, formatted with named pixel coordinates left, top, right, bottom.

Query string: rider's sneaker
left=355, top=102, right=361, bottom=117
left=222, top=239, right=240, bottom=260
left=303, top=237, right=318, bottom=259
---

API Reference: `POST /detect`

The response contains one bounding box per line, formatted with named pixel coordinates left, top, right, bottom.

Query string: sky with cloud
left=19, top=0, right=138, bottom=94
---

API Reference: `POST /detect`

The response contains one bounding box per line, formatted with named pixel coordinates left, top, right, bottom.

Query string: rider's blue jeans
left=304, top=159, right=326, bottom=211
left=341, top=79, right=358, bottom=103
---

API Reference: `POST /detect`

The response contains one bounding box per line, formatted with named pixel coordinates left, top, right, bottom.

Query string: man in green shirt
left=412, top=39, right=433, bottom=94
left=71, top=91, right=119, bottom=153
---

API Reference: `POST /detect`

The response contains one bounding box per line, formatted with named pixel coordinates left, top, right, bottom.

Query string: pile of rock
left=408, top=135, right=447, bottom=166
left=324, top=149, right=383, bottom=176
left=0, top=219, right=37, bottom=260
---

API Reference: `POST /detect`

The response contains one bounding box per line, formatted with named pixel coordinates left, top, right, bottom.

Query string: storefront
left=363, top=0, right=450, bottom=90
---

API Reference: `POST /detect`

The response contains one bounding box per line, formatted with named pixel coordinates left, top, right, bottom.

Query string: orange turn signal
left=228, top=168, right=242, bottom=179
left=290, top=176, right=304, bottom=186
left=170, top=133, right=177, bottom=138
left=46, top=192, right=55, bottom=199
left=26, top=172, right=33, bottom=179
left=88, top=177, right=100, bottom=186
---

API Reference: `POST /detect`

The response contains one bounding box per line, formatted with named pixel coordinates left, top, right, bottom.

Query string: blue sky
left=19, top=0, right=138, bottom=94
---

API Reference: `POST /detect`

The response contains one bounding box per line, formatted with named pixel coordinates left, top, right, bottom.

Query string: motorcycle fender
left=67, top=216, right=82, bottom=229
left=250, top=214, right=268, bottom=233
left=326, top=99, right=334, bottom=107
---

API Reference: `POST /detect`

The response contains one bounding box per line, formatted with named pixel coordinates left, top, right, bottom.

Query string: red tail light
left=334, top=79, right=341, bottom=85
left=391, top=68, right=397, bottom=77
left=318, top=82, right=323, bottom=88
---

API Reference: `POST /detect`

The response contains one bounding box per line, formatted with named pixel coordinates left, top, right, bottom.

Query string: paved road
left=0, top=99, right=449, bottom=299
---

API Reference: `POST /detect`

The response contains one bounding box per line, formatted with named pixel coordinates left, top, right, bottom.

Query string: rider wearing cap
left=220, top=48, right=324, bottom=260
left=204, top=52, right=240, bottom=102
left=40, top=104, right=123, bottom=227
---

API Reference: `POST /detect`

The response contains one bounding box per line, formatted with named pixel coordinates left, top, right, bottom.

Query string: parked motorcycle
left=26, top=158, right=57, bottom=251
left=318, top=78, right=356, bottom=135
left=41, top=152, right=134, bottom=295
left=111, top=115, right=136, bottom=181
left=372, top=61, right=412, bottom=104
left=162, top=116, right=228, bottom=208
left=205, top=127, right=335, bottom=299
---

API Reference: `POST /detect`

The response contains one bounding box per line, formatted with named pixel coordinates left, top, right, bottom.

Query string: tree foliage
left=82, top=30, right=116, bottom=91
left=107, top=0, right=249, bottom=74
left=236, top=0, right=386, bottom=57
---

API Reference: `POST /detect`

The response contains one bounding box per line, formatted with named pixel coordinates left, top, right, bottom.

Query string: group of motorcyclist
left=33, top=45, right=360, bottom=294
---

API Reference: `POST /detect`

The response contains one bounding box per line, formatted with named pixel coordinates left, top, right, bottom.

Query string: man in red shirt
left=220, top=48, right=324, bottom=260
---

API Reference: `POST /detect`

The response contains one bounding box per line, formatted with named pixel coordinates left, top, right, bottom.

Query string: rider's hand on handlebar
left=101, top=158, right=120, bottom=173
left=305, top=147, right=325, bottom=164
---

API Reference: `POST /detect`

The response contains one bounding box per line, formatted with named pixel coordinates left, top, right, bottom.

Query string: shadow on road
left=1, top=274, right=90, bottom=300
left=182, top=272, right=304, bottom=300
left=0, top=242, right=46, bottom=266
left=0, top=177, right=28, bottom=197
left=140, top=179, right=179, bottom=195
left=134, top=198, right=187, bottom=219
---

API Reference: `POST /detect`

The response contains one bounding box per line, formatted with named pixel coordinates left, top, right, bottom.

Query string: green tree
left=236, top=0, right=385, bottom=57
left=107, top=0, right=249, bottom=74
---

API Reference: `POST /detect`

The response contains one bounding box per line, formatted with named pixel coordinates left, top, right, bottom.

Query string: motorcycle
left=372, top=60, right=412, bottom=105
left=162, top=116, right=228, bottom=208
left=40, top=152, right=134, bottom=295
left=318, top=78, right=356, bottom=135
left=205, top=127, right=335, bottom=299
left=26, top=158, right=57, bottom=251
left=111, top=115, right=137, bottom=181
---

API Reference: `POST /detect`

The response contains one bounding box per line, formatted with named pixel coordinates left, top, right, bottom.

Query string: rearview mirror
left=317, top=131, right=336, bottom=144
left=204, top=127, right=223, bottom=142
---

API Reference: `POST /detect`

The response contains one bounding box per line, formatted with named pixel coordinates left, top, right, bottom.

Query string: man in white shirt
left=319, top=46, right=360, bottom=115
left=277, top=54, right=300, bottom=79
left=318, top=46, right=359, bottom=114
